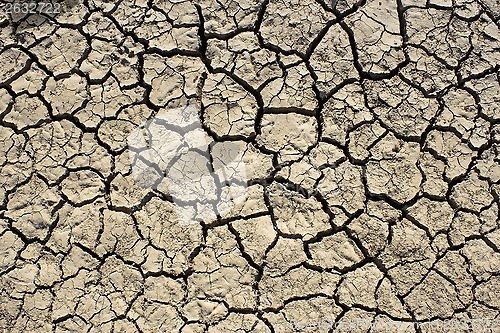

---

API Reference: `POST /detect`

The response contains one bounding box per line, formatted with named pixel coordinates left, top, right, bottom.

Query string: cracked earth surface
left=0, top=0, right=499, bottom=332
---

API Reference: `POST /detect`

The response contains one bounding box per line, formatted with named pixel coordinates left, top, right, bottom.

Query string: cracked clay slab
left=0, top=0, right=499, bottom=332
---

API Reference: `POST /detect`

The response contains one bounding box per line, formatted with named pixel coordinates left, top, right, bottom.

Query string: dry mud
left=0, top=0, right=499, bottom=332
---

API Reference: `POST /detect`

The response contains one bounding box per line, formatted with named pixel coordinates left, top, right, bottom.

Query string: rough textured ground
left=0, top=0, right=499, bottom=332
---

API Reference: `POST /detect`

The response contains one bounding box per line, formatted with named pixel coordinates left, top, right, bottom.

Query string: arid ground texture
left=0, top=0, right=499, bottom=332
